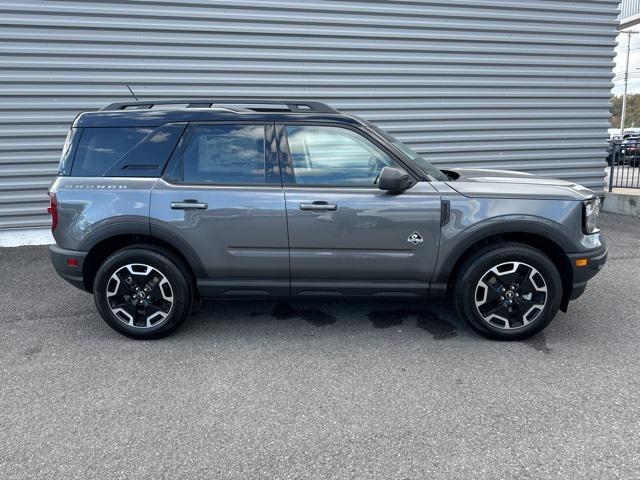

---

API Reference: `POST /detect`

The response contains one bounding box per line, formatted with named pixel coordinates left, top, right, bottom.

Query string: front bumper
left=50, top=245, right=89, bottom=291
left=567, top=240, right=608, bottom=301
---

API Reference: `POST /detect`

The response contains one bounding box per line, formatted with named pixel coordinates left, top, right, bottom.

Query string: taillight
left=47, top=192, right=58, bottom=231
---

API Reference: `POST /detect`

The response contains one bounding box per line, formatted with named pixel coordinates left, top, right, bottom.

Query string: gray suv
left=48, top=99, right=607, bottom=340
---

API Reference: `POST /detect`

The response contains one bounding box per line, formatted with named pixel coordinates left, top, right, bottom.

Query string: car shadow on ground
left=182, top=299, right=458, bottom=330
left=166, top=297, right=556, bottom=354
left=176, top=298, right=466, bottom=342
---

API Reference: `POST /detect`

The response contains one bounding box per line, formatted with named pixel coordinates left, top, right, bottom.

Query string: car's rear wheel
left=93, top=246, right=193, bottom=339
left=454, top=242, right=562, bottom=340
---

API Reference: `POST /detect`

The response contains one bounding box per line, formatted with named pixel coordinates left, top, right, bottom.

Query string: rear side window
left=179, top=124, right=267, bottom=184
left=70, top=124, right=186, bottom=177
left=57, top=127, right=82, bottom=176
left=72, top=127, right=152, bottom=176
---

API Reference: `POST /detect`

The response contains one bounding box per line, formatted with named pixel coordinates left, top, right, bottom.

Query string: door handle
left=299, top=201, right=337, bottom=211
left=170, top=200, right=208, bottom=210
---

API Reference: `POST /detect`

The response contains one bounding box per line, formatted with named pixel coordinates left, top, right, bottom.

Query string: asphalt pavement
left=0, top=212, right=639, bottom=479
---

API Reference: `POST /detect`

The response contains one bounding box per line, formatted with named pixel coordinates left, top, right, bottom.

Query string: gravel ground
left=0, top=212, right=638, bottom=479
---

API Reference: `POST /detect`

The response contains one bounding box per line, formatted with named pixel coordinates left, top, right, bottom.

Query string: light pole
left=621, top=31, right=632, bottom=136
left=619, top=30, right=640, bottom=136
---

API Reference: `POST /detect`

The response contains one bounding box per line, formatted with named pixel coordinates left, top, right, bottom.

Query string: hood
left=442, top=168, right=596, bottom=201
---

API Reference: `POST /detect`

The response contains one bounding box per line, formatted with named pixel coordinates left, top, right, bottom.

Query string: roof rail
left=100, top=99, right=339, bottom=114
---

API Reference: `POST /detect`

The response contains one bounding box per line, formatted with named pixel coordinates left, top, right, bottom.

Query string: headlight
left=583, top=197, right=601, bottom=234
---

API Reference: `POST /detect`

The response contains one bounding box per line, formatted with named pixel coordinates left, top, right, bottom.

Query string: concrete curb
left=603, top=192, right=640, bottom=217
left=0, top=228, right=54, bottom=247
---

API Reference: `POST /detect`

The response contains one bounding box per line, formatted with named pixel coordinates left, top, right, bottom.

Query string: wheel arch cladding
left=441, top=227, right=574, bottom=312
left=82, top=233, right=203, bottom=293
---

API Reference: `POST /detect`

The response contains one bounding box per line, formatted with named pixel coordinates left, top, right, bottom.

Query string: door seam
left=274, top=122, right=292, bottom=296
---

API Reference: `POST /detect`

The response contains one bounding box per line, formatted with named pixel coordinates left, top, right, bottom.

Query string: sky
left=612, top=30, right=640, bottom=96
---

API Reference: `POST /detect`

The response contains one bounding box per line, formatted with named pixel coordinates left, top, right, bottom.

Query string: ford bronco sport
left=49, top=99, right=607, bottom=340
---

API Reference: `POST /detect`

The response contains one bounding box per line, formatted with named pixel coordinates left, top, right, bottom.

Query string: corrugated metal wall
left=0, top=0, right=618, bottom=229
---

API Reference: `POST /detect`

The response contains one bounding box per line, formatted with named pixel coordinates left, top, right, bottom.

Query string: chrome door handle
left=170, top=200, right=208, bottom=210
left=299, top=202, right=337, bottom=211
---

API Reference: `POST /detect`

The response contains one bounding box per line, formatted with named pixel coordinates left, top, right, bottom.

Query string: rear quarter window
left=70, top=124, right=186, bottom=177
left=72, top=127, right=153, bottom=176
left=57, top=127, right=82, bottom=176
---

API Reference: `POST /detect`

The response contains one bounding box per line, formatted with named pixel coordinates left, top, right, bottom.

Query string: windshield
left=366, top=125, right=449, bottom=181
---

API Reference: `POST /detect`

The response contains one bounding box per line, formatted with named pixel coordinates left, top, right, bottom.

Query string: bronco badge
left=407, top=232, right=423, bottom=245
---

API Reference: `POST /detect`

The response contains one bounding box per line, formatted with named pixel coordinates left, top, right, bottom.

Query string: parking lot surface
left=1, top=212, right=639, bottom=479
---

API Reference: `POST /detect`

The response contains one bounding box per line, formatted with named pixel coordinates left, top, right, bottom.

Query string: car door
left=277, top=123, right=442, bottom=296
left=150, top=122, right=290, bottom=297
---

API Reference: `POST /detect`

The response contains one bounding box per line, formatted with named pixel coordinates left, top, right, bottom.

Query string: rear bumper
left=567, top=240, right=608, bottom=301
left=49, top=245, right=89, bottom=292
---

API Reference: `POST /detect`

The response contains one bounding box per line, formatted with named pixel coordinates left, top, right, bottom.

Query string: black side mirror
left=378, top=166, right=413, bottom=192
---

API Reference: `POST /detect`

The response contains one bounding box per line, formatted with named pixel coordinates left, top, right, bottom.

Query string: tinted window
left=104, top=123, right=187, bottom=177
left=366, top=124, right=448, bottom=181
left=72, top=127, right=153, bottom=176
left=284, top=125, right=397, bottom=185
left=181, top=124, right=266, bottom=184
left=58, top=127, right=82, bottom=176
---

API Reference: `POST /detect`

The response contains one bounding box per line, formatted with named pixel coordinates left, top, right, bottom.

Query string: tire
left=454, top=242, right=562, bottom=340
left=93, top=246, right=194, bottom=339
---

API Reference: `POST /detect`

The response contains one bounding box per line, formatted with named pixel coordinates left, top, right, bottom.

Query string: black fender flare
left=77, top=217, right=151, bottom=251
left=432, top=216, right=575, bottom=287
left=148, top=222, right=207, bottom=278
left=78, top=217, right=207, bottom=279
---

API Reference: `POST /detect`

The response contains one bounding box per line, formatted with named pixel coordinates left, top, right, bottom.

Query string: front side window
left=284, top=125, right=398, bottom=186
left=365, top=123, right=448, bottom=181
left=180, top=124, right=266, bottom=184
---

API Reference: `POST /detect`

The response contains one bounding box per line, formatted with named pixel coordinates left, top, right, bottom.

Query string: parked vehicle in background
left=608, top=139, right=640, bottom=190
left=48, top=99, right=607, bottom=341
left=621, top=137, right=639, bottom=160
left=606, top=138, right=615, bottom=166
left=608, top=134, right=640, bottom=166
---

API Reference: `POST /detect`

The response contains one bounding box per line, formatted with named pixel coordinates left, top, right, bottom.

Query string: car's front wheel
left=93, top=246, right=193, bottom=339
left=454, top=242, right=562, bottom=340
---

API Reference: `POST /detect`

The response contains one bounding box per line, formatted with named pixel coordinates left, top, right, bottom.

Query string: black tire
left=454, top=242, right=562, bottom=340
left=93, top=246, right=194, bottom=339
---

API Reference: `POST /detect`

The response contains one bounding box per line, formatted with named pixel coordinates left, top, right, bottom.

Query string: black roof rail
left=100, top=99, right=339, bottom=114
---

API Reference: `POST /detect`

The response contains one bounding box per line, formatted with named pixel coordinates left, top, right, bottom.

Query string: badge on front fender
left=407, top=232, right=423, bottom=245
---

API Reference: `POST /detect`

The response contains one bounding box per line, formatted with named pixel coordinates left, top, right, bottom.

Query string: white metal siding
left=0, top=0, right=618, bottom=229
left=620, top=0, right=640, bottom=22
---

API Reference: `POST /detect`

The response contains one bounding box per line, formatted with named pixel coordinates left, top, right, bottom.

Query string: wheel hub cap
left=105, top=263, right=174, bottom=329
left=474, top=261, right=548, bottom=330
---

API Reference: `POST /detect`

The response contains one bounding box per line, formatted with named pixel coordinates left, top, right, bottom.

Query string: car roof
left=73, top=99, right=367, bottom=128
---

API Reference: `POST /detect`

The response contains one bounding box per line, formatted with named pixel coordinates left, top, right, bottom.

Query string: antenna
left=125, top=85, right=140, bottom=102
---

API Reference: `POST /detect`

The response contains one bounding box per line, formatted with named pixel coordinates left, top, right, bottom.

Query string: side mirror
left=378, top=166, right=413, bottom=192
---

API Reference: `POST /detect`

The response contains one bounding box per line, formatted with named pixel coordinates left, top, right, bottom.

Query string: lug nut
left=500, top=296, right=504, bottom=301
left=508, top=300, right=513, bottom=304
